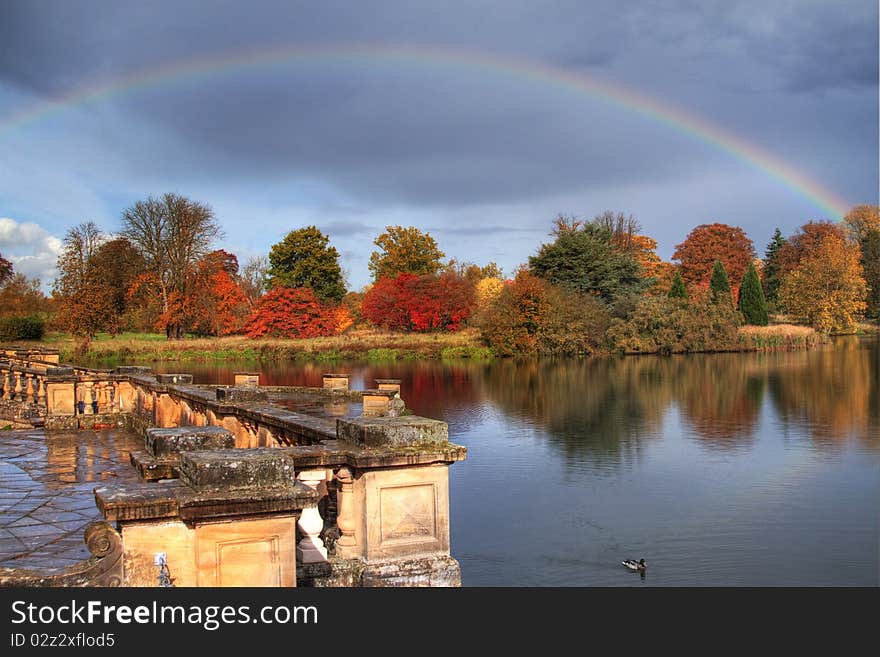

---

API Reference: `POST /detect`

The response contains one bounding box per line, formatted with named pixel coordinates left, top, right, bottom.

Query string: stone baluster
left=0, top=367, right=7, bottom=399
left=334, top=466, right=358, bottom=558
left=84, top=381, right=95, bottom=414
left=23, top=372, right=34, bottom=403
left=36, top=375, right=46, bottom=406
left=296, top=470, right=329, bottom=563
left=12, top=369, right=22, bottom=400
left=96, top=382, right=110, bottom=413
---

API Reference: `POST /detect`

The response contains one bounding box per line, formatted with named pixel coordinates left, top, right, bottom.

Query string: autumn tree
left=478, top=269, right=611, bottom=356
left=368, top=226, right=445, bottom=281
left=0, top=274, right=50, bottom=316
left=843, top=205, right=880, bottom=318
left=592, top=210, right=640, bottom=253
left=53, top=222, right=116, bottom=339
left=776, top=221, right=844, bottom=276
left=189, top=250, right=250, bottom=336
left=761, top=228, right=786, bottom=306
left=737, top=262, right=769, bottom=325
left=630, top=234, right=674, bottom=294
left=672, top=223, right=755, bottom=294
left=245, top=287, right=347, bottom=339
left=529, top=222, right=647, bottom=304
left=709, top=260, right=732, bottom=305
left=362, top=272, right=475, bottom=332
left=779, top=232, right=867, bottom=333
left=668, top=271, right=688, bottom=299
left=121, top=193, right=222, bottom=339
left=87, top=238, right=147, bottom=334
left=267, top=226, right=346, bottom=303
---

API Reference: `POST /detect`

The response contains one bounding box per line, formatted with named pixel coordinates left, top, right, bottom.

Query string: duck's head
left=638, top=559, right=647, bottom=570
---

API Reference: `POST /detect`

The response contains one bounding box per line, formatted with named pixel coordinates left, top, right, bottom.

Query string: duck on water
left=622, top=559, right=647, bottom=573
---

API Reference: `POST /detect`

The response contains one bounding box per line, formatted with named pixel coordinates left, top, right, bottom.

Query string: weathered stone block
left=113, top=366, right=153, bottom=375
left=46, top=366, right=75, bottom=376
left=233, top=372, right=260, bottom=387
left=323, top=373, right=349, bottom=390
left=179, top=448, right=297, bottom=490
left=215, top=386, right=269, bottom=403
left=146, top=426, right=235, bottom=456
left=375, top=379, right=401, bottom=393
left=156, top=373, right=193, bottom=385
left=337, top=416, right=448, bottom=448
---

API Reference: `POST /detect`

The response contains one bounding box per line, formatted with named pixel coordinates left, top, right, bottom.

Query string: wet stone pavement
left=0, top=429, right=142, bottom=571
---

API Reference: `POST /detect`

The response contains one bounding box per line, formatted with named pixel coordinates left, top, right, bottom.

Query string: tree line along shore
left=1, top=195, right=877, bottom=361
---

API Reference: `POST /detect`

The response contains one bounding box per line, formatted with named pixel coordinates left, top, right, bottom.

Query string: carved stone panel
left=359, top=465, right=450, bottom=562
left=195, top=516, right=296, bottom=587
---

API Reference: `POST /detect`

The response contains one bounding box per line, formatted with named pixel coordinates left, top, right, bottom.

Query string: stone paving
left=0, top=429, right=142, bottom=571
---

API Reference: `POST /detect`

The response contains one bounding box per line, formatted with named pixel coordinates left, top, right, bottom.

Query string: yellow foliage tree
left=779, top=232, right=867, bottom=333
left=475, top=277, right=505, bottom=309
left=630, top=234, right=674, bottom=294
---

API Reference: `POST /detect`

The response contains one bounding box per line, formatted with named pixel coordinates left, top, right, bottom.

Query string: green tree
left=668, top=271, right=688, bottom=299
left=267, top=226, right=346, bottom=302
left=709, top=260, right=732, bottom=305
left=737, top=262, right=768, bottom=325
left=762, top=228, right=786, bottom=305
left=529, top=222, right=647, bottom=305
left=368, top=226, right=445, bottom=281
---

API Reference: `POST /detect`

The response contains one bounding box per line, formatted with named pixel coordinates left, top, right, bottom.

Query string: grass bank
left=38, top=329, right=492, bottom=364
left=737, top=324, right=827, bottom=351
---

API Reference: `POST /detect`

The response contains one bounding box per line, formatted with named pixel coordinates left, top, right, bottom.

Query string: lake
left=90, top=335, right=879, bottom=586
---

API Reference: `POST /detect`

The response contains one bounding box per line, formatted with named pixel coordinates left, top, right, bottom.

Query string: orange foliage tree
left=672, top=223, right=755, bottom=297
left=246, top=287, right=349, bottom=339
left=776, top=221, right=845, bottom=276
left=630, top=234, right=674, bottom=294
left=778, top=232, right=867, bottom=333
left=361, top=272, right=475, bottom=332
left=189, top=250, right=249, bottom=336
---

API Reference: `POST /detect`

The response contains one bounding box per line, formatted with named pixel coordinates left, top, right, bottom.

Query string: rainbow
left=0, top=43, right=850, bottom=219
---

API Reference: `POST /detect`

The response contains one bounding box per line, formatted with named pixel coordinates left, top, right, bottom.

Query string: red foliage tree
left=189, top=250, right=249, bottom=336
left=672, top=223, right=755, bottom=297
left=246, top=287, right=343, bottom=338
left=361, top=272, right=475, bottom=332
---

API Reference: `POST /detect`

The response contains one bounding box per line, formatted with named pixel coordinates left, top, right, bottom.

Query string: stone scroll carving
left=0, top=521, right=123, bottom=588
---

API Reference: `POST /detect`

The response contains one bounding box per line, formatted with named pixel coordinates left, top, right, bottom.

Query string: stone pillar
left=334, top=466, right=358, bottom=558
left=0, top=366, right=9, bottom=400
left=233, top=372, right=260, bottom=387
left=323, top=373, right=349, bottom=391
left=45, top=377, right=76, bottom=416
left=296, top=470, right=328, bottom=564
left=375, top=379, right=401, bottom=393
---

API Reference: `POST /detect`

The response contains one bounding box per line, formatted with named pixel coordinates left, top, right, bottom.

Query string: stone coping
left=94, top=479, right=318, bottom=523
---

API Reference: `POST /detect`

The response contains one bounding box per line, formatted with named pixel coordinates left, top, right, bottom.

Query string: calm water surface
left=96, top=336, right=879, bottom=586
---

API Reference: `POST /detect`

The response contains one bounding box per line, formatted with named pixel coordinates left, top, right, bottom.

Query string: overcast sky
left=0, top=0, right=876, bottom=290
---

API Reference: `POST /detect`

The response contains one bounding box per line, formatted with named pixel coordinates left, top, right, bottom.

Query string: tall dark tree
left=668, top=271, right=688, bottom=299
left=737, top=262, right=769, bottom=325
left=761, top=228, right=786, bottom=305
left=529, top=222, right=647, bottom=305
left=709, top=260, right=732, bottom=305
left=0, top=252, right=12, bottom=285
left=88, top=238, right=147, bottom=334
left=121, top=193, right=222, bottom=339
left=267, top=226, right=346, bottom=302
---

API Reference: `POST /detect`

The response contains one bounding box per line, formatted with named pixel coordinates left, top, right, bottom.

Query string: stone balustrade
left=0, top=345, right=468, bottom=587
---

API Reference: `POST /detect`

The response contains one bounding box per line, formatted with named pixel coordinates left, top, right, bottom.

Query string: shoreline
left=22, top=322, right=875, bottom=365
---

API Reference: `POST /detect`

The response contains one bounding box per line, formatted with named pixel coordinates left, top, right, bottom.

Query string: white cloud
left=0, top=217, right=62, bottom=286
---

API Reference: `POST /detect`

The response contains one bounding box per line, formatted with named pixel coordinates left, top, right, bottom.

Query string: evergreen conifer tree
left=737, top=262, right=769, bottom=325
left=668, top=271, right=688, bottom=299
left=709, top=260, right=732, bottom=305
